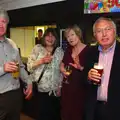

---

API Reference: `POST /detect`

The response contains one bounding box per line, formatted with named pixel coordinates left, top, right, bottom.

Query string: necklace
left=45, top=47, right=53, bottom=55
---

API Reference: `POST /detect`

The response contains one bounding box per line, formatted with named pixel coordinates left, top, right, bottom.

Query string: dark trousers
left=94, top=101, right=107, bottom=120
left=0, top=89, right=22, bottom=120
left=35, top=92, right=61, bottom=120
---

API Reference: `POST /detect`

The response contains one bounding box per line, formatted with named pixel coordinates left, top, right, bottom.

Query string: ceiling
left=0, top=0, right=65, bottom=10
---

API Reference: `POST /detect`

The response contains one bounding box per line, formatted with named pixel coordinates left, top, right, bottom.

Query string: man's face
left=94, top=20, right=116, bottom=49
left=0, top=17, right=7, bottom=37
left=38, top=31, right=43, bottom=38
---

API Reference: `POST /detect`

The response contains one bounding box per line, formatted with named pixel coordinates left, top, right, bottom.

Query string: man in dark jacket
left=85, top=17, right=120, bottom=120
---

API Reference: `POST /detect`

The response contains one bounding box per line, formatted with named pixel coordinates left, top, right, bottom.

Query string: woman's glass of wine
left=63, top=65, right=72, bottom=84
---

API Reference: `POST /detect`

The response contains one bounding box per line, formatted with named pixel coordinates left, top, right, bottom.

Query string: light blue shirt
left=97, top=41, right=116, bottom=101
left=0, top=37, right=32, bottom=93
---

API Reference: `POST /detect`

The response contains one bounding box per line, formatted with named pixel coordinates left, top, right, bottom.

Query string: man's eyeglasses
left=95, top=26, right=114, bottom=34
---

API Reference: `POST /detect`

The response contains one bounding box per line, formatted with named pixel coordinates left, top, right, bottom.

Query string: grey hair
left=0, top=9, right=9, bottom=23
left=93, top=17, right=116, bottom=35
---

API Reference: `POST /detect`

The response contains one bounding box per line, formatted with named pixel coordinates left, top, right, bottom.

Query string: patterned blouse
left=27, top=44, right=64, bottom=96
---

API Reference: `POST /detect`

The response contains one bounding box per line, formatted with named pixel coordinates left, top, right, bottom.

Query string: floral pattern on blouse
left=27, top=44, right=64, bottom=95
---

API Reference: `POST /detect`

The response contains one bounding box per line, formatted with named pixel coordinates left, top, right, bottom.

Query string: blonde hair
left=64, top=25, right=83, bottom=42
left=0, top=9, right=9, bottom=23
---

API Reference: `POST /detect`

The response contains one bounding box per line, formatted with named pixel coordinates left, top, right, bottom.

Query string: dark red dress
left=61, top=46, right=88, bottom=120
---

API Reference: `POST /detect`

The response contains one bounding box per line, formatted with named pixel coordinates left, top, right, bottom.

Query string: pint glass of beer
left=93, top=63, right=103, bottom=85
left=12, top=61, right=19, bottom=79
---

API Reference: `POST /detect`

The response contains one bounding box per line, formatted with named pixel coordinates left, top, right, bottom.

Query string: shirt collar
left=0, top=36, right=8, bottom=43
left=98, top=41, right=116, bottom=53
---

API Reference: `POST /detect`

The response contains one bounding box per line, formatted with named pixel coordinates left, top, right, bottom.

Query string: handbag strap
left=37, top=47, right=57, bottom=83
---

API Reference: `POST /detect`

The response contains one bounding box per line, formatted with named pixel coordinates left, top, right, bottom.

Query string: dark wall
left=7, top=0, right=120, bottom=43
left=8, top=0, right=83, bottom=27
left=82, top=13, right=120, bottom=43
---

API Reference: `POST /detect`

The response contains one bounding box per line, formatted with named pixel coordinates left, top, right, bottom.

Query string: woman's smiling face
left=45, top=32, right=56, bottom=47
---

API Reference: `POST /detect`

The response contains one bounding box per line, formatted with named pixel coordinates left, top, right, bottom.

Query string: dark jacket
left=84, top=41, right=120, bottom=120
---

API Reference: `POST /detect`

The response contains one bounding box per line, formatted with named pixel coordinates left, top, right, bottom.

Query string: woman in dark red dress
left=60, top=25, right=89, bottom=120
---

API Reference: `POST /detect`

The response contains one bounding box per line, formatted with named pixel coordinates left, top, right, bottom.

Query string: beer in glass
left=12, top=61, right=19, bottom=79
left=93, top=63, right=103, bottom=85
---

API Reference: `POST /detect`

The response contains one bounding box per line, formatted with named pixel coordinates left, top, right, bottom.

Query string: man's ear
left=93, top=32, right=96, bottom=37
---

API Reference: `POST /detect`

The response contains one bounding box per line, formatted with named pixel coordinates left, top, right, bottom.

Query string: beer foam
left=94, top=64, right=103, bottom=69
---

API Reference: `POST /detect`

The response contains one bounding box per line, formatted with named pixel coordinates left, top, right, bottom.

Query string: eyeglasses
left=95, top=26, right=114, bottom=34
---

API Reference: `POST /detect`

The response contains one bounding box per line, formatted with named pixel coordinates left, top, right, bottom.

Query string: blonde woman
left=60, top=25, right=89, bottom=120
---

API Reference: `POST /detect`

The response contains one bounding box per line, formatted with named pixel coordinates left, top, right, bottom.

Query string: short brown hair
left=38, top=29, right=43, bottom=33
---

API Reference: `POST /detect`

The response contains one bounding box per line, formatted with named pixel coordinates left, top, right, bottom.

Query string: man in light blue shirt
left=85, top=17, right=120, bottom=120
left=0, top=9, right=32, bottom=120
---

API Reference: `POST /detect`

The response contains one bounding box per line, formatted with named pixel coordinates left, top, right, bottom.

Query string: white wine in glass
left=64, top=65, right=72, bottom=84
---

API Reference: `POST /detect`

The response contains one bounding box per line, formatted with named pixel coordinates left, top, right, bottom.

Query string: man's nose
left=102, top=29, right=107, bottom=36
left=0, top=23, right=3, bottom=27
